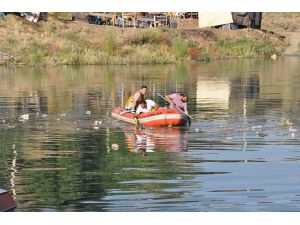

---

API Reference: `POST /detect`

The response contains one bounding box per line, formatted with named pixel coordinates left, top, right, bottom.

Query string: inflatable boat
left=0, top=189, right=17, bottom=212
left=112, top=107, right=188, bottom=126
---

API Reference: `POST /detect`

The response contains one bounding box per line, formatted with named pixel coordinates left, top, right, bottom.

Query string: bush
left=104, top=33, right=117, bottom=56
left=172, top=37, right=189, bottom=59
left=23, top=42, right=48, bottom=64
left=59, top=47, right=82, bottom=64
left=199, top=46, right=211, bottom=62
left=215, top=38, right=277, bottom=57
left=187, top=48, right=199, bottom=59
left=123, top=30, right=168, bottom=45
left=6, top=37, right=18, bottom=47
left=60, top=30, right=77, bottom=41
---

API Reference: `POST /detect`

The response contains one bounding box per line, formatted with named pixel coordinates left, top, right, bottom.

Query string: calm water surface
left=1, top=57, right=300, bottom=211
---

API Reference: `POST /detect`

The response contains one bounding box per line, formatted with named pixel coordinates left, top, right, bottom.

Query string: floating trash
left=86, top=111, right=91, bottom=115
left=289, top=127, right=298, bottom=132
left=256, top=132, right=268, bottom=137
left=195, top=128, right=200, bottom=133
left=19, top=114, right=29, bottom=121
left=252, top=125, right=262, bottom=131
left=146, top=149, right=155, bottom=153
left=93, top=126, right=99, bottom=130
left=59, top=113, right=66, bottom=117
left=281, top=118, right=293, bottom=127
left=41, top=114, right=48, bottom=119
left=271, top=54, right=277, bottom=60
left=93, top=120, right=103, bottom=126
left=112, top=144, right=119, bottom=151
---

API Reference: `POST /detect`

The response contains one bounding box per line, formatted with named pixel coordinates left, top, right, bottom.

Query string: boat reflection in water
left=123, top=126, right=188, bottom=155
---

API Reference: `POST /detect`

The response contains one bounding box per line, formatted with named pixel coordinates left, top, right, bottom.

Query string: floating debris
left=86, top=111, right=91, bottom=115
left=41, top=114, right=48, bottom=119
left=94, top=120, right=103, bottom=126
left=276, top=132, right=289, bottom=136
left=59, top=113, right=67, bottom=117
left=146, top=149, right=155, bottom=153
left=19, top=114, right=29, bottom=121
left=289, top=127, right=298, bottom=132
left=112, top=143, right=119, bottom=151
left=194, top=128, right=200, bottom=133
left=281, top=118, right=293, bottom=127
left=256, top=132, right=268, bottom=137
left=93, top=126, right=99, bottom=130
left=271, top=54, right=277, bottom=60
left=252, top=125, right=262, bottom=131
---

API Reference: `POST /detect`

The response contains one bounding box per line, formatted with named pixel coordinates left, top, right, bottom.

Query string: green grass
left=104, top=34, right=117, bottom=56
left=60, top=30, right=78, bottom=41
left=199, top=46, right=211, bottom=62
left=214, top=37, right=278, bottom=57
left=22, top=42, right=48, bottom=64
left=6, top=37, right=18, bottom=47
left=171, top=37, right=189, bottom=59
left=123, top=30, right=169, bottom=46
left=59, top=47, right=82, bottom=64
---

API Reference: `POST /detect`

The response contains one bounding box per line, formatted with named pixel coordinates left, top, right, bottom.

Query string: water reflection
left=122, top=126, right=188, bottom=154
left=1, top=57, right=300, bottom=211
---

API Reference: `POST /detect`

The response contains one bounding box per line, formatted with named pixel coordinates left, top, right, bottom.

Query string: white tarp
left=198, top=12, right=233, bottom=28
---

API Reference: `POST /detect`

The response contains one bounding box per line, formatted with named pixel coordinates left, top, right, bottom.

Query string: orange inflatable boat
left=0, top=189, right=17, bottom=212
left=112, top=107, right=188, bottom=126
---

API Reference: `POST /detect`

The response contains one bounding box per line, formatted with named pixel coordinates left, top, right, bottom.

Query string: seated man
left=125, top=85, right=148, bottom=113
left=136, top=99, right=159, bottom=114
left=165, top=93, right=189, bottom=114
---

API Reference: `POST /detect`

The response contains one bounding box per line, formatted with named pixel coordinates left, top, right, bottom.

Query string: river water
left=1, top=57, right=300, bottom=212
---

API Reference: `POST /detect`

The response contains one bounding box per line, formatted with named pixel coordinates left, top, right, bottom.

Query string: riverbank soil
left=283, top=32, right=300, bottom=55
left=0, top=13, right=294, bottom=65
left=262, top=13, right=300, bottom=56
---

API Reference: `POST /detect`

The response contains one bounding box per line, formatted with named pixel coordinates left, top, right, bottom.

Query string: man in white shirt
left=136, top=99, right=158, bottom=114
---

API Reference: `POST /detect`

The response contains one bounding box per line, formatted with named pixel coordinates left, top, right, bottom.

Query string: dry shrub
left=187, top=48, right=199, bottom=59
left=48, top=41, right=61, bottom=54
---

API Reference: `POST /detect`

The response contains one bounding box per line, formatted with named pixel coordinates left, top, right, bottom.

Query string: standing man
left=125, top=85, right=148, bottom=112
left=165, top=93, right=188, bottom=114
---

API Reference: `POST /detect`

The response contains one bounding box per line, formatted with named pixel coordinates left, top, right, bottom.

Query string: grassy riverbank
left=0, top=14, right=288, bottom=65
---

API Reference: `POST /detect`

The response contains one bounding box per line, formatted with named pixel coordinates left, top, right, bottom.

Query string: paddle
left=157, top=93, right=193, bottom=125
